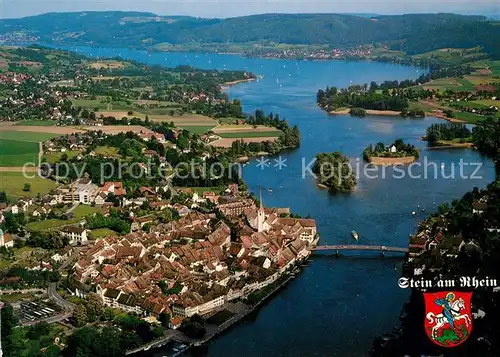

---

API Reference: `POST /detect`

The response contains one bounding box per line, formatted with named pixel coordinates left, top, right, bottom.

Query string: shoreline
left=222, top=77, right=257, bottom=86
left=328, top=109, right=402, bottom=116
left=419, top=136, right=474, bottom=149
left=131, top=266, right=304, bottom=356
left=430, top=112, right=467, bottom=123
left=367, top=156, right=417, bottom=165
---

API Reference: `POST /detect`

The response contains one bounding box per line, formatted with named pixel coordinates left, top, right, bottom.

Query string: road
left=48, top=283, right=76, bottom=311
left=22, top=312, right=72, bottom=327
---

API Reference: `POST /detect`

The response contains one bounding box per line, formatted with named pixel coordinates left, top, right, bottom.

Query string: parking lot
left=15, top=300, right=62, bottom=324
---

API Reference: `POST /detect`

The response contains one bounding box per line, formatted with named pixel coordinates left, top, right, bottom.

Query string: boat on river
left=351, top=230, right=359, bottom=240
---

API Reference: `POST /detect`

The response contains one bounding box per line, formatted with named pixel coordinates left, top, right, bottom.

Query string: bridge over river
left=313, top=245, right=408, bottom=254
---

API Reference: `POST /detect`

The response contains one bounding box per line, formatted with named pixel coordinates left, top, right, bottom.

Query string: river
left=62, top=47, right=496, bottom=356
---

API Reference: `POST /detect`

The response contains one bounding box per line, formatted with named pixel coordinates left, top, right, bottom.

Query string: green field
left=43, top=150, right=81, bottom=164
left=72, top=98, right=109, bottom=109
left=15, top=120, right=57, bottom=126
left=0, top=172, right=57, bottom=198
left=217, top=131, right=282, bottom=138
left=181, top=126, right=216, bottom=134
left=0, top=139, right=40, bottom=166
left=26, top=205, right=99, bottom=231
left=90, top=228, right=117, bottom=239
left=72, top=204, right=100, bottom=218
left=453, top=111, right=487, bottom=124
left=0, top=131, right=57, bottom=142
left=471, top=99, right=500, bottom=107
left=456, top=78, right=476, bottom=91
left=408, top=101, right=437, bottom=112
left=182, top=186, right=223, bottom=194
left=470, top=60, right=500, bottom=76
left=94, top=146, right=120, bottom=157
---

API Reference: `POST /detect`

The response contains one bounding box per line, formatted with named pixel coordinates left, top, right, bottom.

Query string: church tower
left=257, top=188, right=265, bottom=232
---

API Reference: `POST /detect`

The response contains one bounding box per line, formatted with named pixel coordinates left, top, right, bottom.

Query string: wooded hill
left=2, top=12, right=500, bottom=58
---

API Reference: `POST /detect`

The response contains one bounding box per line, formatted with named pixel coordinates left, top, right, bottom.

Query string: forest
left=3, top=13, right=500, bottom=58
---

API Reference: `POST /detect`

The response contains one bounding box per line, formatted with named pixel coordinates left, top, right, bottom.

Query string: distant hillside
left=2, top=11, right=500, bottom=57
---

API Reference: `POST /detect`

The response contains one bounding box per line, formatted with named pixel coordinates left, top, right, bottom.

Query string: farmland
left=89, top=60, right=126, bottom=70
left=0, top=130, right=58, bottom=167
left=182, top=126, right=216, bottom=134
left=0, top=126, right=85, bottom=135
left=0, top=130, right=57, bottom=142
left=0, top=172, right=57, bottom=199
left=0, top=139, right=39, bottom=167
left=14, top=120, right=57, bottom=126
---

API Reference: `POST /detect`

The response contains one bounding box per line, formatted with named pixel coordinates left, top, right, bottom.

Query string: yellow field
left=89, top=60, right=125, bottom=70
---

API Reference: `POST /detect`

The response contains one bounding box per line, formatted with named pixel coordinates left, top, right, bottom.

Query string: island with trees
left=424, top=122, right=473, bottom=148
left=312, top=152, right=357, bottom=192
left=316, top=85, right=425, bottom=117
left=363, top=139, right=419, bottom=165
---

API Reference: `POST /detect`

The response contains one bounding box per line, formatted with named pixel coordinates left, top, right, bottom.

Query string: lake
left=63, top=47, right=496, bottom=356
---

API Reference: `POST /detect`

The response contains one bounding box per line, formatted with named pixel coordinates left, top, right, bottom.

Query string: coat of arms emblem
left=423, top=291, right=472, bottom=347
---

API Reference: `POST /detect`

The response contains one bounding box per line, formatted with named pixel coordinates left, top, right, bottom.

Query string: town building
left=0, top=228, right=14, bottom=248
left=61, top=226, right=89, bottom=245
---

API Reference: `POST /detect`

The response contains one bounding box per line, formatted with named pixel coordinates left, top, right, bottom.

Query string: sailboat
left=351, top=230, right=359, bottom=241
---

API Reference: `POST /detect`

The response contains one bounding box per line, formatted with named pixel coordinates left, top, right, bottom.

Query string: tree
left=73, top=304, right=88, bottom=327
left=23, top=183, right=31, bottom=192
left=1, top=303, right=19, bottom=355
left=158, top=312, right=171, bottom=328
left=180, top=314, right=206, bottom=338
left=64, top=326, right=124, bottom=357
left=101, top=308, right=115, bottom=321
left=86, top=293, right=103, bottom=322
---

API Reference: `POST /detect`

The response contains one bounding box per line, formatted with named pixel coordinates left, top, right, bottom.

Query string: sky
left=1, top=0, right=499, bottom=19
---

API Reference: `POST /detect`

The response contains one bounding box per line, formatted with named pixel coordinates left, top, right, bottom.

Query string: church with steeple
left=257, top=189, right=266, bottom=232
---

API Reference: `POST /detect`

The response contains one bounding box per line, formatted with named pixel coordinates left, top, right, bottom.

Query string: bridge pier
left=336, top=250, right=340, bottom=257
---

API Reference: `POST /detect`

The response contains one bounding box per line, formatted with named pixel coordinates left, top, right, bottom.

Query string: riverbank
left=420, top=136, right=474, bottom=149
left=368, top=156, right=417, bottom=165
left=193, top=272, right=298, bottom=348
left=430, top=111, right=467, bottom=123
left=329, top=109, right=402, bottom=116
left=222, top=78, right=257, bottom=86
left=133, top=267, right=302, bottom=356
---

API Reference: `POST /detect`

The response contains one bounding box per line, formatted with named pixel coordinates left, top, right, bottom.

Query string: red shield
left=423, top=291, right=472, bottom=347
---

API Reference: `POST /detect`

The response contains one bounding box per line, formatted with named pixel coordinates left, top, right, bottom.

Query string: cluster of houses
left=408, top=195, right=499, bottom=260
left=70, top=196, right=317, bottom=323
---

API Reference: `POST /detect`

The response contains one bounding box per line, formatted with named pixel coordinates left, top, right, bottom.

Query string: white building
left=53, top=178, right=100, bottom=205
left=172, top=295, right=226, bottom=317
left=61, top=226, right=88, bottom=245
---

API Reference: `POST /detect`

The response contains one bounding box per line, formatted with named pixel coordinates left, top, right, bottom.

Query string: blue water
left=61, top=47, right=496, bottom=356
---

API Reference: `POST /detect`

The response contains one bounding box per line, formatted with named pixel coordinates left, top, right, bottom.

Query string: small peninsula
left=424, top=122, right=473, bottom=148
left=313, top=152, right=357, bottom=192
left=363, top=139, right=419, bottom=165
left=316, top=85, right=425, bottom=118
